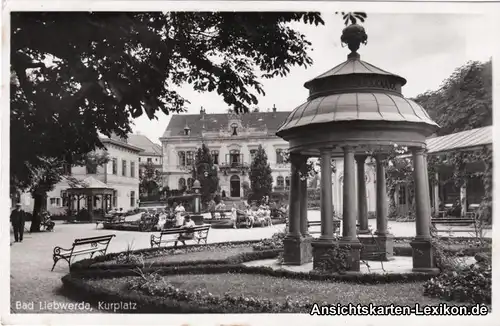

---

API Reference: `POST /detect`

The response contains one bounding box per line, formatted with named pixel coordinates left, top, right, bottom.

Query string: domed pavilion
left=276, top=23, right=440, bottom=273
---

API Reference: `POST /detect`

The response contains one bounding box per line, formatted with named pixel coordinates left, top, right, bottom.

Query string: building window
left=211, top=150, right=219, bottom=165
left=138, top=157, right=141, bottom=162
left=277, top=176, right=284, bottom=188
left=50, top=198, right=57, bottom=206
left=398, top=185, right=407, bottom=205
left=178, top=151, right=186, bottom=166
left=178, top=178, right=186, bottom=190
left=122, top=160, right=127, bottom=177
left=231, top=123, right=238, bottom=136
left=112, top=158, right=117, bottom=175
left=285, top=176, right=290, bottom=188
left=250, top=149, right=257, bottom=162
left=113, top=190, right=117, bottom=207
left=186, top=151, right=194, bottom=166
left=187, top=178, right=194, bottom=190
left=130, top=161, right=135, bottom=178
left=147, top=158, right=152, bottom=163
left=56, top=198, right=61, bottom=206
left=276, top=149, right=284, bottom=164
left=228, top=149, right=241, bottom=166
left=155, top=158, right=158, bottom=162
left=130, top=191, right=135, bottom=207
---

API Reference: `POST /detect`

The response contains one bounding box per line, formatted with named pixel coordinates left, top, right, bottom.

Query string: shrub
left=423, top=262, right=491, bottom=304
left=252, top=227, right=287, bottom=251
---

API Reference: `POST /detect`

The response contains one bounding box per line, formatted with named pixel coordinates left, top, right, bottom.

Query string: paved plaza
left=10, top=210, right=490, bottom=313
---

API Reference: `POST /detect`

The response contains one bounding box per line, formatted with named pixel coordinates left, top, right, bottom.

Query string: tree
left=11, top=12, right=324, bottom=187
left=11, top=11, right=325, bottom=223
left=413, top=60, right=492, bottom=136
left=192, top=144, right=219, bottom=203
left=139, top=162, right=162, bottom=198
left=249, top=145, right=273, bottom=203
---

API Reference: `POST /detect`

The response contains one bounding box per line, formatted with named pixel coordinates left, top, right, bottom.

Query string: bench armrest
left=53, top=246, right=72, bottom=256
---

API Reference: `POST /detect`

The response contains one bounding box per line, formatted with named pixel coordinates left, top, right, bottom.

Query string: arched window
left=178, top=178, right=186, bottom=190
left=277, top=176, right=284, bottom=188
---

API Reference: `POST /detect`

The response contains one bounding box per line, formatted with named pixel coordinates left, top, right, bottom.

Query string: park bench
left=51, top=234, right=116, bottom=271
left=150, top=224, right=211, bottom=248
left=285, top=219, right=341, bottom=235
left=431, top=216, right=482, bottom=237
left=95, top=215, right=126, bottom=228
left=307, top=220, right=341, bottom=235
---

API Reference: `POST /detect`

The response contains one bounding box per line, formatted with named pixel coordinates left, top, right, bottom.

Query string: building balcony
left=218, top=162, right=250, bottom=176
left=273, top=163, right=290, bottom=169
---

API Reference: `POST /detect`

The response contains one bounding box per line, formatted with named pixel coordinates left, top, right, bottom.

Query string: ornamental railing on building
left=218, top=162, right=250, bottom=176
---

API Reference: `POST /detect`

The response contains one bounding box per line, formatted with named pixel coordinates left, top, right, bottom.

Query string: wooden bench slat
left=51, top=234, right=115, bottom=271
left=150, top=225, right=211, bottom=248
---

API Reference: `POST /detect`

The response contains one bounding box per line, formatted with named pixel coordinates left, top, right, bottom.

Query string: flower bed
left=70, top=240, right=265, bottom=272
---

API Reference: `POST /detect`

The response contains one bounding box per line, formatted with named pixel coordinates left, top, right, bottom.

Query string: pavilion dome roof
left=277, top=53, right=438, bottom=136
left=303, top=52, right=407, bottom=89
left=277, top=92, right=438, bottom=131
left=276, top=23, right=439, bottom=156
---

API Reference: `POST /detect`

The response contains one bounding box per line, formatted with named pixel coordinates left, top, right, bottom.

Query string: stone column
left=433, top=173, right=440, bottom=215
left=339, top=146, right=362, bottom=272
left=283, top=153, right=312, bottom=265
left=319, top=149, right=334, bottom=240
left=355, top=155, right=369, bottom=234
left=286, top=154, right=301, bottom=238
left=460, top=181, right=467, bottom=217
left=370, top=154, right=393, bottom=261
left=312, top=149, right=337, bottom=271
left=341, top=146, right=357, bottom=242
left=410, top=147, right=438, bottom=273
left=299, top=155, right=310, bottom=237
left=375, top=155, right=388, bottom=236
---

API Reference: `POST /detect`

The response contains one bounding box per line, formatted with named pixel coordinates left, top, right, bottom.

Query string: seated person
left=174, top=215, right=196, bottom=247
left=41, top=211, right=55, bottom=231
left=246, top=208, right=256, bottom=228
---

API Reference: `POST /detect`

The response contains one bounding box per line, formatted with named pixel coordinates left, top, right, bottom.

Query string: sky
left=131, top=12, right=494, bottom=144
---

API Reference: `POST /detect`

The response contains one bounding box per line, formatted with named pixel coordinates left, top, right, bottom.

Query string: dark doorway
left=230, top=175, right=241, bottom=197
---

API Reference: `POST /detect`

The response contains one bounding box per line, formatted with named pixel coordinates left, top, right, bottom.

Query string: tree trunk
left=30, top=192, right=45, bottom=232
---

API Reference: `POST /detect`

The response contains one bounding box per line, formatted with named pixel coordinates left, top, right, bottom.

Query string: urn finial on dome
left=341, top=23, right=368, bottom=57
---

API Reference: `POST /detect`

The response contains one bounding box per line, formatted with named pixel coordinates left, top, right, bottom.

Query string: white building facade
left=19, top=136, right=142, bottom=214
left=160, top=108, right=292, bottom=198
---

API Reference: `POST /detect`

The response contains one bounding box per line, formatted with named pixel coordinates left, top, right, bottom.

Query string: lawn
left=85, top=273, right=460, bottom=313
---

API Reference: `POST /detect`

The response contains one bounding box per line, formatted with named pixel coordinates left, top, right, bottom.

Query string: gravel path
left=10, top=211, right=489, bottom=314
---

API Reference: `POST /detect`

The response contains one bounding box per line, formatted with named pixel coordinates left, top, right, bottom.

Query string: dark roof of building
left=100, top=137, right=143, bottom=153
left=127, top=134, right=162, bottom=156
left=162, top=111, right=292, bottom=138
left=426, top=126, right=492, bottom=154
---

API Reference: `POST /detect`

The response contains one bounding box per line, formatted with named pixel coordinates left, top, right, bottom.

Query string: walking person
left=10, top=203, right=26, bottom=243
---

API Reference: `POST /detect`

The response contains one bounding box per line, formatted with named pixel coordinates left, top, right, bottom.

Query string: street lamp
left=192, top=179, right=202, bottom=214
